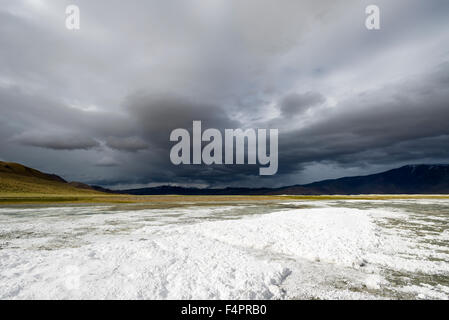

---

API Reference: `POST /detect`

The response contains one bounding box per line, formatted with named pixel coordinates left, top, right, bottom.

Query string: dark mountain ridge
left=2, top=161, right=448, bottom=195
left=120, top=164, right=449, bottom=195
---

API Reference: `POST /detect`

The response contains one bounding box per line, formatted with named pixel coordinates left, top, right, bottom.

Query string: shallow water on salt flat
left=0, top=199, right=448, bottom=300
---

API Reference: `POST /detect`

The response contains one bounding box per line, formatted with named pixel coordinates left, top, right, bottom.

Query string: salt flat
left=0, top=199, right=448, bottom=299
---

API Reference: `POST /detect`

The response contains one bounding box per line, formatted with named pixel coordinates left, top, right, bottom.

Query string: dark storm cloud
left=276, top=62, right=449, bottom=174
left=95, top=156, right=120, bottom=167
left=105, top=137, right=148, bottom=153
left=0, top=86, right=136, bottom=138
left=126, top=93, right=241, bottom=148
left=12, top=131, right=100, bottom=150
left=1, top=0, right=449, bottom=187
left=279, top=92, right=325, bottom=117
left=334, top=135, right=449, bottom=167
left=100, top=93, right=258, bottom=186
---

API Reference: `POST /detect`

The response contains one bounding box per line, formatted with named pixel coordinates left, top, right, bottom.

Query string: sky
left=1, top=0, right=449, bottom=189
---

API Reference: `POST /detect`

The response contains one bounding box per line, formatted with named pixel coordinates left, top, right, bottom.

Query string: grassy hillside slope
left=0, top=161, right=103, bottom=195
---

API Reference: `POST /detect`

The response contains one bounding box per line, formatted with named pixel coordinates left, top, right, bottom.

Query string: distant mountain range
left=1, top=161, right=449, bottom=195
left=120, top=164, right=449, bottom=195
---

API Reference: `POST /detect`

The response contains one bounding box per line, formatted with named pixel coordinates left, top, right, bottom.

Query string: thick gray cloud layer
left=280, top=92, right=325, bottom=117
left=1, top=0, right=449, bottom=188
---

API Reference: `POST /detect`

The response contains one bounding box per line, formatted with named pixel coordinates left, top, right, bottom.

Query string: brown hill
left=0, top=161, right=104, bottom=195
